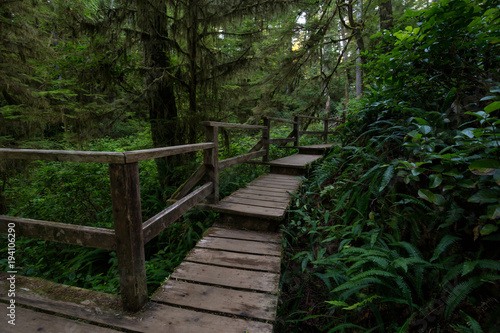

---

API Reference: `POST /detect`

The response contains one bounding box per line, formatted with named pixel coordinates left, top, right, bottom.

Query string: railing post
left=294, top=116, right=300, bottom=147
left=323, top=118, right=329, bottom=143
left=262, top=117, right=270, bottom=162
left=109, top=162, right=148, bottom=312
left=204, top=124, right=219, bottom=204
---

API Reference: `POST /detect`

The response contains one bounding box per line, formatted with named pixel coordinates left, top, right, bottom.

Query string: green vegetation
left=1, top=0, right=499, bottom=331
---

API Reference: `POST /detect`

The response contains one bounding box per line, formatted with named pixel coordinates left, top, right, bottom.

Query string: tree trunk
left=379, top=0, right=394, bottom=31
left=136, top=0, right=183, bottom=188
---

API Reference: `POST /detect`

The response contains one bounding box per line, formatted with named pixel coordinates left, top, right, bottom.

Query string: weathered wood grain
left=209, top=201, right=285, bottom=220
left=206, top=227, right=282, bottom=243
left=267, top=154, right=323, bottom=168
left=3, top=307, right=121, bottom=333
left=197, top=236, right=281, bottom=256
left=109, top=163, right=147, bottom=312
left=143, top=182, right=213, bottom=244
left=233, top=188, right=292, bottom=198
left=230, top=192, right=291, bottom=203
left=222, top=196, right=289, bottom=209
left=204, top=125, right=219, bottom=204
left=0, top=148, right=125, bottom=164
left=0, top=215, right=116, bottom=250
left=124, top=143, right=215, bottom=163
left=186, top=247, right=281, bottom=272
left=201, top=121, right=266, bottom=130
left=153, top=280, right=278, bottom=321
left=171, top=262, right=280, bottom=293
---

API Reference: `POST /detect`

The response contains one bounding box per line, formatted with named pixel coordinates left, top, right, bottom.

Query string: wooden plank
left=153, top=280, right=278, bottom=321
left=0, top=287, right=272, bottom=333
left=201, top=121, right=267, bottom=130
left=255, top=173, right=303, bottom=182
left=124, top=143, right=214, bottom=163
left=143, top=182, right=213, bottom=244
left=109, top=163, right=147, bottom=312
left=210, top=202, right=285, bottom=220
left=3, top=307, right=121, bottom=333
left=186, top=247, right=281, bottom=272
left=207, top=227, right=282, bottom=243
left=299, top=143, right=337, bottom=149
left=170, top=164, right=207, bottom=201
left=248, top=139, right=264, bottom=153
left=222, top=196, right=289, bottom=209
left=231, top=191, right=292, bottom=203
left=197, top=236, right=281, bottom=256
left=0, top=215, right=116, bottom=250
left=171, top=262, right=280, bottom=293
left=246, top=185, right=295, bottom=193
left=268, top=154, right=323, bottom=167
left=250, top=179, right=301, bottom=188
left=0, top=148, right=125, bottom=164
left=234, top=188, right=292, bottom=198
left=218, top=150, right=266, bottom=170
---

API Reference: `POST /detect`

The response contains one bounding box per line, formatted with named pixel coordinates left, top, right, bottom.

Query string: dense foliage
left=279, top=1, right=500, bottom=332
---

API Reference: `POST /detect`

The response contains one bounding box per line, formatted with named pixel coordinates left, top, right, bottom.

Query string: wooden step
left=298, top=143, right=337, bottom=155
left=268, top=154, right=323, bottom=175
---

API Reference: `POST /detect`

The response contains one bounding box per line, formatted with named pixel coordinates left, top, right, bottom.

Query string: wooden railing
left=0, top=115, right=335, bottom=312
left=0, top=143, right=215, bottom=312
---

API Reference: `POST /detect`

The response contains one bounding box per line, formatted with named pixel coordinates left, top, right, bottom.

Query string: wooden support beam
left=109, top=163, right=147, bottom=312
left=262, top=118, right=270, bottom=163
left=143, top=182, right=213, bottom=244
left=0, top=148, right=125, bottom=164
left=218, top=151, right=266, bottom=171
left=0, top=216, right=116, bottom=250
left=204, top=125, right=219, bottom=204
left=201, top=121, right=266, bottom=130
left=124, top=143, right=214, bottom=163
left=294, top=116, right=300, bottom=147
left=169, top=164, right=207, bottom=201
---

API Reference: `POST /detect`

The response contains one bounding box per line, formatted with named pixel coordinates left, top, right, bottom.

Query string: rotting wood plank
left=171, top=262, right=280, bottom=293
left=210, top=202, right=285, bottom=220
left=222, top=196, right=289, bottom=210
left=0, top=215, right=116, bottom=250
left=3, top=307, right=121, bottom=333
left=152, top=280, right=278, bottom=321
left=197, top=236, right=281, bottom=256
left=185, top=247, right=281, bottom=272
left=206, top=227, right=282, bottom=243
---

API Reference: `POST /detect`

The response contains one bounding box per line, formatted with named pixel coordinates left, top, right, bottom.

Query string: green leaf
left=379, top=164, right=395, bottom=192
left=430, top=235, right=460, bottom=262
left=468, top=189, right=500, bottom=204
left=480, top=224, right=498, bottom=236
left=484, top=101, right=500, bottom=114
left=429, top=174, right=442, bottom=188
left=469, top=159, right=500, bottom=169
left=418, top=189, right=436, bottom=203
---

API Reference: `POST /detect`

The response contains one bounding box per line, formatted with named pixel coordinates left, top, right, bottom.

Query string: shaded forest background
left=1, top=0, right=499, bottom=332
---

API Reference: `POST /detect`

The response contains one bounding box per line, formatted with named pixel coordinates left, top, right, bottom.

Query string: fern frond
left=328, top=323, right=367, bottom=333
left=391, top=241, right=423, bottom=259
left=430, top=235, right=461, bottom=262
left=445, top=275, right=500, bottom=319
left=462, top=259, right=500, bottom=276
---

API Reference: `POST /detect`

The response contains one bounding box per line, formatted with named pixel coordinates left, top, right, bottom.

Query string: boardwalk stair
left=0, top=115, right=336, bottom=332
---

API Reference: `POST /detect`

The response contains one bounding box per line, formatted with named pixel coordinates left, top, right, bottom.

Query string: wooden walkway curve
left=0, top=117, right=336, bottom=332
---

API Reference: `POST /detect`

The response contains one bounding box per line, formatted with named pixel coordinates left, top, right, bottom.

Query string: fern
left=462, top=259, right=500, bottom=276
left=430, top=234, right=461, bottom=262
left=391, top=241, right=423, bottom=259
left=445, top=274, right=500, bottom=319
left=378, top=162, right=396, bottom=193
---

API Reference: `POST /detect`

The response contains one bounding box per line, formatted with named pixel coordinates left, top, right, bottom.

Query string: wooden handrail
left=0, top=148, right=126, bottom=164
left=143, top=182, right=213, bottom=244
left=124, top=143, right=215, bottom=163
left=201, top=121, right=266, bottom=130
left=0, top=216, right=116, bottom=250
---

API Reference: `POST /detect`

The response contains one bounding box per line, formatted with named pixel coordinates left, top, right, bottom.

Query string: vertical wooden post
left=293, top=116, right=300, bottom=147
left=262, top=117, right=270, bottom=162
left=204, top=125, right=219, bottom=204
left=323, top=118, right=329, bottom=143
left=109, top=163, right=147, bottom=312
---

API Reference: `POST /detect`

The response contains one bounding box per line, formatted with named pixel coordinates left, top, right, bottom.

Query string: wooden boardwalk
left=1, top=142, right=331, bottom=332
